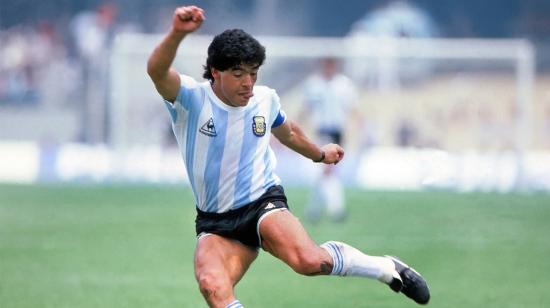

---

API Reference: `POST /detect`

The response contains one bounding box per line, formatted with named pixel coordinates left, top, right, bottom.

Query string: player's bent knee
left=197, top=272, right=232, bottom=301
left=288, top=251, right=325, bottom=276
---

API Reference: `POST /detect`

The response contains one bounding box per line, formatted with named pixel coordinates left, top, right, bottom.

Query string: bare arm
left=147, top=6, right=205, bottom=102
left=272, top=120, right=344, bottom=164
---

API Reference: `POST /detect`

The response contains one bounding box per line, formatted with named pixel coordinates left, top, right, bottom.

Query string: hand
left=320, top=143, right=345, bottom=165
left=172, top=6, right=205, bottom=34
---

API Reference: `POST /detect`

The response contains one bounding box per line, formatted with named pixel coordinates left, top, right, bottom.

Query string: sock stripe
left=226, top=300, right=244, bottom=308
left=327, top=242, right=344, bottom=275
left=332, top=243, right=344, bottom=274
left=327, top=243, right=340, bottom=274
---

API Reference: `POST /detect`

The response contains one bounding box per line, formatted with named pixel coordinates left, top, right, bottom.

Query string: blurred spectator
left=0, top=21, right=74, bottom=105
left=0, top=26, right=38, bottom=103
left=70, top=3, right=117, bottom=60
left=31, top=21, right=80, bottom=111
left=300, top=57, right=361, bottom=223
left=70, top=2, right=118, bottom=143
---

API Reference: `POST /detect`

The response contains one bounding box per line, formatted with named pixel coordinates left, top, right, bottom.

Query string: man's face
left=211, top=64, right=259, bottom=107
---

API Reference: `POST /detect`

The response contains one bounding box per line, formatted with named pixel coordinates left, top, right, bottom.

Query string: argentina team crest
left=252, top=116, right=266, bottom=136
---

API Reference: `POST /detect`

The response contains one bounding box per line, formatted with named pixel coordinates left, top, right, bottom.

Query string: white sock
left=321, top=241, right=396, bottom=284
left=226, top=299, right=244, bottom=308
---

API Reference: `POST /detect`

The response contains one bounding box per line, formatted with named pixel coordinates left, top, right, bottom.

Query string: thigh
left=259, top=209, right=326, bottom=267
left=194, top=234, right=258, bottom=286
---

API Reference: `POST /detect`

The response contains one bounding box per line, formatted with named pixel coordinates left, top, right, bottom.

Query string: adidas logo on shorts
left=264, top=202, right=276, bottom=210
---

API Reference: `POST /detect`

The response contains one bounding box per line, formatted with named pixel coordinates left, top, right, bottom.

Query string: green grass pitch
left=1, top=184, right=550, bottom=307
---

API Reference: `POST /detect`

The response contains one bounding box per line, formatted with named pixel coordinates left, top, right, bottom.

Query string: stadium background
left=1, top=0, right=550, bottom=307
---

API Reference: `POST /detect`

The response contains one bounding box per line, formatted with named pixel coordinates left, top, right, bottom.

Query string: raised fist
left=172, top=6, right=205, bottom=34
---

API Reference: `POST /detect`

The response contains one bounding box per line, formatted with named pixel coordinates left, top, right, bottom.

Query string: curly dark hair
left=203, top=29, right=266, bottom=82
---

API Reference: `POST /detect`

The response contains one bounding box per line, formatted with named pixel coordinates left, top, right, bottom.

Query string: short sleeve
left=163, top=74, right=200, bottom=123
left=169, top=74, right=199, bottom=110
left=269, top=89, right=287, bottom=128
left=272, top=110, right=287, bottom=128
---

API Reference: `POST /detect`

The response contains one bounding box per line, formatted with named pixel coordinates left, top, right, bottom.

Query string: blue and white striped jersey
left=164, top=75, right=287, bottom=213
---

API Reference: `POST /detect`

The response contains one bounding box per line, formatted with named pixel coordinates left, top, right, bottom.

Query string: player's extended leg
left=260, top=209, right=333, bottom=275
left=260, top=209, right=395, bottom=278
left=194, top=234, right=258, bottom=308
left=259, top=209, right=430, bottom=304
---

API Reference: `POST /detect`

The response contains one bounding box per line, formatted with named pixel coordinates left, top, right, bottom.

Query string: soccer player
left=301, top=57, right=360, bottom=223
left=147, top=5, right=430, bottom=308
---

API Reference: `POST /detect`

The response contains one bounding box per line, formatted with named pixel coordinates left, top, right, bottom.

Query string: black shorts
left=318, top=128, right=342, bottom=145
left=195, top=185, right=289, bottom=249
